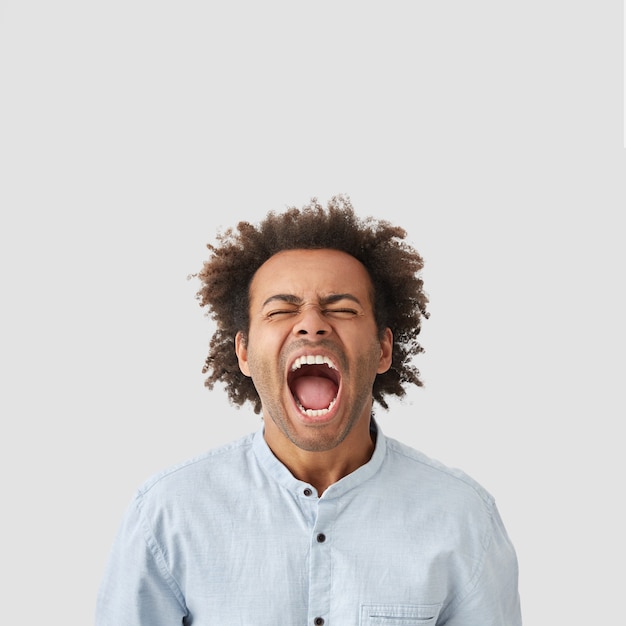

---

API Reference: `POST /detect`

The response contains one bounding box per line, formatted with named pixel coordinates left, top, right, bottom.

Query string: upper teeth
left=290, top=355, right=336, bottom=371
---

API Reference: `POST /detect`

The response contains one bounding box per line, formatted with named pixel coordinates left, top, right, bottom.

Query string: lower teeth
left=297, top=398, right=336, bottom=417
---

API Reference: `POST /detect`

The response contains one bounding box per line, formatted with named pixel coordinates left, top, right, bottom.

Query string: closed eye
left=324, top=308, right=359, bottom=318
left=266, top=309, right=298, bottom=318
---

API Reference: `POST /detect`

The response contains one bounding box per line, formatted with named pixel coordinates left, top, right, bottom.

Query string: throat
left=273, top=429, right=376, bottom=496
left=291, top=375, right=338, bottom=412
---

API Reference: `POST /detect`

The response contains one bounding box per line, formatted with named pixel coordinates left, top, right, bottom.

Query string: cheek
left=248, top=325, right=288, bottom=358
left=359, top=336, right=389, bottom=377
left=245, top=339, right=281, bottom=383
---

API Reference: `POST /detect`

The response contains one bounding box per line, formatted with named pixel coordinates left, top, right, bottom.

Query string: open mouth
left=287, top=355, right=341, bottom=418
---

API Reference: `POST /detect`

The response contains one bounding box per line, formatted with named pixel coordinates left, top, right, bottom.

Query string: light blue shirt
left=96, top=424, right=521, bottom=625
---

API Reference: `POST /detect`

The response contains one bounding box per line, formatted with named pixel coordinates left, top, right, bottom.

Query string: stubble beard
left=258, top=339, right=380, bottom=453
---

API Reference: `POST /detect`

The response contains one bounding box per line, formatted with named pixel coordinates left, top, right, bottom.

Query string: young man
left=96, top=196, right=522, bottom=625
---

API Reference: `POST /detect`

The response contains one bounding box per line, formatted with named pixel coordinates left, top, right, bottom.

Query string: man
left=96, top=196, right=522, bottom=625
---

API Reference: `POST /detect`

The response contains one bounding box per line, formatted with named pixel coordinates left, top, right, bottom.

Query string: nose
left=292, top=306, right=331, bottom=337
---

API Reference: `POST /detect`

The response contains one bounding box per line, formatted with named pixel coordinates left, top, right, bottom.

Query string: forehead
left=249, top=249, right=374, bottom=301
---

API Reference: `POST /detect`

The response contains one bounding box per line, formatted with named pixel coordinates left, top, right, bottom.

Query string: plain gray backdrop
left=1, top=1, right=624, bottom=623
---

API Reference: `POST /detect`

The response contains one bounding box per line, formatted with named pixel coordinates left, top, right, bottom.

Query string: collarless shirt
left=96, top=424, right=521, bottom=626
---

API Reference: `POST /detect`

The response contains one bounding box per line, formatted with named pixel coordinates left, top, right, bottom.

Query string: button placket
left=308, top=498, right=334, bottom=626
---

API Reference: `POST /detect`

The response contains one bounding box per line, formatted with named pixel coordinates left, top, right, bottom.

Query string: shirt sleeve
left=440, top=503, right=522, bottom=626
left=95, top=494, right=189, bottom=626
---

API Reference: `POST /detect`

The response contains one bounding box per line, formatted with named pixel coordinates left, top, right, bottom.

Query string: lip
left=286, top=349, right=343, bottom=423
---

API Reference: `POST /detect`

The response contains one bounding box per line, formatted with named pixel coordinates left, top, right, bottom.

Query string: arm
left=95, top=496, right=189, bottom=626
left=440, top=504, right=522, bottom=626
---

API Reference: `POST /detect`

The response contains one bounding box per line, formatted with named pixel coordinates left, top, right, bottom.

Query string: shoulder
left=136, top=432, right=256, bottom=502
left=382, top=435, right=495, bottom=511
left=377, top=435, right=505, bottom=558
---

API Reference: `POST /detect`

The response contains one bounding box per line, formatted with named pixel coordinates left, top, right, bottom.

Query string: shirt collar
left=252, top=419, right=387, bottom=499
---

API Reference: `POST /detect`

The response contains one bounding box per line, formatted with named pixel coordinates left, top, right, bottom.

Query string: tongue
left=291, top=376, right=337, bottom=410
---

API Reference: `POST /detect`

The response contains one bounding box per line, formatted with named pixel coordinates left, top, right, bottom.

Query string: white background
left=1, top=2, right=624, bottom=623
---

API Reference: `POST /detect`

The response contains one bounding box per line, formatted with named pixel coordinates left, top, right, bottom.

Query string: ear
left=235, top=331, right=251, bottom=377
left=376, top=327, right=393, bottom=374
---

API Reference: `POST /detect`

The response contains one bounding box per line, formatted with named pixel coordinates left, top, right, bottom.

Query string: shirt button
left=303, top=488, right=313, bottom=496
left=314, top=618, right=324, bottom=625
left=316, top=533, right=326, bottom=543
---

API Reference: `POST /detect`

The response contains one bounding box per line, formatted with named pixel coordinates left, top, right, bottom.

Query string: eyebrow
left=261, top=293, right=363, bottom=308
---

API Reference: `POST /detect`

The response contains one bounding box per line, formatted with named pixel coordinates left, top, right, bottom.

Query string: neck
left=263, top=416, right=376, bottom=496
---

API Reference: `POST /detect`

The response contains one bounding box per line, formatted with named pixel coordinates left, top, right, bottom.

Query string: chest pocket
left=360, top=603, right=442, bottom=625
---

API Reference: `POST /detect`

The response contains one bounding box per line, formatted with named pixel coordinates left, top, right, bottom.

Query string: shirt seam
left=385, top=439, right=494, bottom=506
left=438, top=497, right=496, bottom=621
left=386, top=438, right=497, bottom=620
left=134, top=493, right=189, bottom=615
left=138, top=436, right=255, bottom=496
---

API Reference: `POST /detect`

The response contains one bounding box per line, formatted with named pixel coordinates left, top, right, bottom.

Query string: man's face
left=235, top=248, right=392, bottom=453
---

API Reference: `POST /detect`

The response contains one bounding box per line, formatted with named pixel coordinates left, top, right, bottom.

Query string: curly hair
left=193, top=195, right=429, bottom=414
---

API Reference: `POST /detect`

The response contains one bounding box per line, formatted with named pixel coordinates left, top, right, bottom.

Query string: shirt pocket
left=360, top=603, right=442, bottom=625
